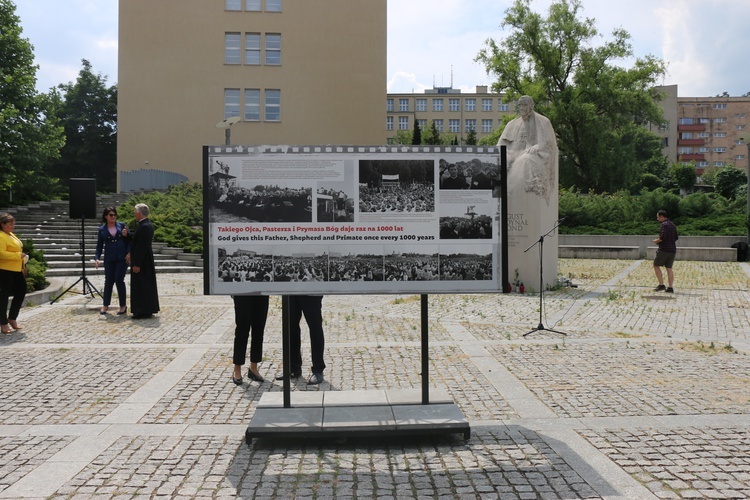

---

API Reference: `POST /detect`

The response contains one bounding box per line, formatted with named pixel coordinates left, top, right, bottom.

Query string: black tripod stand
left=523, top=219, right=567, bottom=337
left=51, top=216, right=101, bottom=304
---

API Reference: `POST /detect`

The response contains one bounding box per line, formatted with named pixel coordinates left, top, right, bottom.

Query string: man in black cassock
left=127, top=203, right=159, bottom=319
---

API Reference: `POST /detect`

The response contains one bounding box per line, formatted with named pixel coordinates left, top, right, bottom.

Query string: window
left=386, top=99, right=393, bottom=112
left=225, top=33, right=241, bottom=64
left=698, top=147, right=709, bottom=153
left=398, top=116, right=409, bottom=130
left=226, top=0, right=241, bottom=10
left=482, top=119, right=493, bottom=133
left=678, top=118, right=694, bottom=125
left=713, top=147, right=727, bottom=153
left=681, top=132, right=693, bottom=139
left=449, top=99, right=460, bottom=111
left=266, top=0, right=282, bottom=12
left=246, top=0, right=261, bottom=10
left=699, top=118, right=710, bottom=123
left=481, top=99, right=493, bottom=111
left=714, top=161, right=726, bottom=167
left=265, top=89, right=281, bottom=121
left=697, top=161, right=709, bottom=167
left=265, top=34, right=281, bottom=65
left=416, top=99, right=427, bottom=112
left=224, top=89, right=240, bottom=118
left=245, top=33, right=261, bottom=65
left=678, top=147, right=694, bottom=154
left=713, top=103, right=727, bottom=109
left=465, top=119, right=476, bottom=132
left=465, top=99, right=476, bottom=112
left=449, top=119, right=460, bottom=133
left=738, top=125, right=746, bottom=130
left=498, top=101, right=509, bottom=112
left=417, top=119, right=427, bottom=130
left=434, top=119, right=443, bottom=132
left=399, top=99, right=409, bottom=112
left=244, top=89, right=260, bottom=121
left=714, top=117, right=727, bottom=123
left=736, top=155, right=746, bottom=160
left=696, top=132, right=710, bottom=138
left=713, top=132, right=727, bottom=138
left=432, top=99, right=443, bottom=111
left=386, top=116, right=393, bottom=130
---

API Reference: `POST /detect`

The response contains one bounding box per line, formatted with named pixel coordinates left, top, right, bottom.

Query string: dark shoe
left=99, top=307, right=108, bottom=315
left=117, top=307, right=127, bottom=315
left=654, top=284, right=666, bottom=291
left=275, top=371, right=301, bottom=381
left=666, top=287, right=674, bottom=293
left=247, top=369, right=265, bottom=383
left=307, top=373, right=324, bottom=385
left=232, top=376, right=243, bottom=386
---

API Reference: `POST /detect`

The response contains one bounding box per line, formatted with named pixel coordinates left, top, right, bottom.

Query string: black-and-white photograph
left=439, top=249, right=493, bottom=281
left=439, top=203, right=494, bottom=240
left=329, top=247, right=384, bottom=281
left=272, top=251, right=329, bottom=282
left=359, top=159, right=435, bottom=213
left=317, top=184, right=355, bottom=223
left=439, top=158, right=500, bottom=191
left=217, top=248, right=274, bottom=282
left=383, top=246, right=440, bottom=281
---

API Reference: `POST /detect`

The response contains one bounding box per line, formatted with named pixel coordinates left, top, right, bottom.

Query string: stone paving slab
left=0, top=260, right=748, bottom=498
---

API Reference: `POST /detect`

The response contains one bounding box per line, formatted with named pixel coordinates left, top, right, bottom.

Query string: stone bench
left=558, top=245, right=640, bottom=260
left=646, top=246, right=737, bottom=262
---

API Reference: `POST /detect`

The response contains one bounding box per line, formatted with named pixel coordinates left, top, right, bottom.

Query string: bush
left=678, top=193, right=714, bottom=218
left=715, top=167, right=747, bottom=199
left=119, top=182, right=203, bottom=253
left=23, top=239, right=48, bottom=292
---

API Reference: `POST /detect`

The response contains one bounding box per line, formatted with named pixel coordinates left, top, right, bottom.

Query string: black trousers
left=0, top=269, right=26, bottom=324
left=289, top=295, right=326, bottom=375
left=232, top=295, right=270, bottom=366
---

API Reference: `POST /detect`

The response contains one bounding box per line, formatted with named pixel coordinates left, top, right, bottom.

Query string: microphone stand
left=523, top=218, right=567, bottom=337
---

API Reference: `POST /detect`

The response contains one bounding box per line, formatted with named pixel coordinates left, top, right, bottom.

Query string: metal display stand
left=246, top=294, right=471, bottom=444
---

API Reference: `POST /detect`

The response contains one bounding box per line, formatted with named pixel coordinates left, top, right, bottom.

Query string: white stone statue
left=498, top=95, right=557, bottom=205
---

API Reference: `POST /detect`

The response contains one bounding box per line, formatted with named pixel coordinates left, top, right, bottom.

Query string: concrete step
left=45, top=266, right=202, bottom=277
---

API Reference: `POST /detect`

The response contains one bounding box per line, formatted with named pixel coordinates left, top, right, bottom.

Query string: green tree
left=0, top=0, right=64, bottom=204
left=423, top=120, right=443, bottom=145
left=670, top=162, right=697, bottom=195
left=476, top=0, right=668, bottom=193
left=412, top=120, right=422, bottom=145
left=714, top=166, right=747, bottom=199
left=390, top=129, right=412, bottom=145
left=50, top=59, right=118, bottom=192
left=466, top=128, right=477, bottom=145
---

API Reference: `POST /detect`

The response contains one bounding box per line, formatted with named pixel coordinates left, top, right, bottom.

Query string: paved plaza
left=0, top=259, right=749, bottom=499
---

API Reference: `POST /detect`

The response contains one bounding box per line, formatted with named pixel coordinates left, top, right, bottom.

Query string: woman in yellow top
left=0, top=213, right=28, bottom=334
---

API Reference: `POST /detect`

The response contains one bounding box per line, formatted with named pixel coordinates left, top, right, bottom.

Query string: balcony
left=677, top=139, right=705, bottom=146
left=677, top=124, right=706, bottom=132
left=678, top=154, right=705, bottom=161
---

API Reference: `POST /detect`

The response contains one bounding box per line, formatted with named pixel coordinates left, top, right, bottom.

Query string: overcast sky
left=14, top=0, right=750, bottom=98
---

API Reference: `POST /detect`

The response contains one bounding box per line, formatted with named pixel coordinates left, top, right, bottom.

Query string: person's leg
left=666, top=267, right=674, bottom=288
left=0, top=270, right=11, bottom=331
left=7, top=271, right=27, bottom=328
left=300, top=295, right=326, bottom=375
left=113, top=260, right=128, bottom=308
left=289, top=295, right=303, bottom=374
left=248, top=296, right=269, bottom=379
left=101, top=261, right=115, bottom=310
left=232, top=296, right=252, bottom=380
left=653, top=265, right=664, bottom=285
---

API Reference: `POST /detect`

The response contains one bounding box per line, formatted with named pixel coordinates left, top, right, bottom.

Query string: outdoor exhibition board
left=203, top=144, right=508, bottom=295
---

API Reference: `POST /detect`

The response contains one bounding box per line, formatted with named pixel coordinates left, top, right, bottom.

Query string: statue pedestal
left=506, top=188, right=558, bottom=293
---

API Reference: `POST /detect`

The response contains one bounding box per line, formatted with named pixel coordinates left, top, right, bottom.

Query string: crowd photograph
left=217, top=249, right=274, bottom=282
left=439, top=203, right=495, bottom=240
left=210, top=180, right=313, bottom=223
left=359, top=159, right=435, bottom=213
left=273, top=254, right=330, bottom=282
left=316, top=185, right=355, bottom=223
left=439, top=251, right=493, bottom=281
left=383, top=251, right=440, bottom=281
left=439, top=158, right=500, bottom=191
left=329, top=250, right=385, bottom=282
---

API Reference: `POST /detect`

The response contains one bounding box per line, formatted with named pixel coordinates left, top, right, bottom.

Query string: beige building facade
left=118, top=0, right=386, bottom=191
left=386, top=86, right=514, bottom=145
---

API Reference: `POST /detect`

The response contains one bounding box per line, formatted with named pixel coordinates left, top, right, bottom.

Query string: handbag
left=21, top=255, right=29, bottom=277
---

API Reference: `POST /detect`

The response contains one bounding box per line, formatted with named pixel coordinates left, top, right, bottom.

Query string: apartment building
left=386, top=86, right=514, bottom=145
left=677, top=95, right=750, bottom=173
left=118, top=0, right=386, bottom=191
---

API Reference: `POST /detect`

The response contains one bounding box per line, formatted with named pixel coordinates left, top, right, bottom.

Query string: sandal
left=1, top=325, right=12, bottom=334
left=8, top=320, right=21, bottom=331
